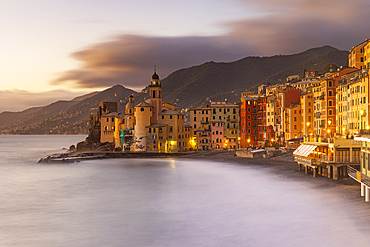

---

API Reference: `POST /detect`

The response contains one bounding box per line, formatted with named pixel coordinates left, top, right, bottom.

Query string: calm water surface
left=0, top=135, right=369, bottom=247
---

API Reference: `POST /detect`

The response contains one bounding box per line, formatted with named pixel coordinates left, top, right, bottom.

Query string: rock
left=69, top=145, right=76, bottom=152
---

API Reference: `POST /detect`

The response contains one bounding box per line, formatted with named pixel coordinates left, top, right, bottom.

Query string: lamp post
left=360, top=110, right=365, bottom=130
left=306, top=122, right=310, bottom=139
left=327, top=120, right=332, bottom=138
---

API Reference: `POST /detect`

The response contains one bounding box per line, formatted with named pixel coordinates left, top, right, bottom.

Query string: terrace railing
left=348, top=165, right=370, bottom=187
left=321, top=155, right=360, bottom=163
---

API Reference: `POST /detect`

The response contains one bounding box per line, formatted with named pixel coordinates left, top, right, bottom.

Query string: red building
left=257, top=96, right=267, bottom=145
left=240, top=97, right=259, bottom=148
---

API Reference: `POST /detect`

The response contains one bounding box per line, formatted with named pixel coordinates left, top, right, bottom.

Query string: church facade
left=99, top=71, right=193, bottom=152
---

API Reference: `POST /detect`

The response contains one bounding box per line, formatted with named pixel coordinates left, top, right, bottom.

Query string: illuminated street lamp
left=360, top=110, right=365, bottom=129
left=327, top=120, right=332, bottom=138
left=306, top=122, right=310, bottom=137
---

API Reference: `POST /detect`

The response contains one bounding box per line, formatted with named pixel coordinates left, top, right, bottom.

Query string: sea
left=1, top=135, right=370, bottom=247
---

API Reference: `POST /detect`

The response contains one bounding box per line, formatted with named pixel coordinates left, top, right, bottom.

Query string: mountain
left=160, top=46, right=348, bottom=109
left=0, top=46, right=349, bottom=134
left=0, top=85, right=135, bottom=134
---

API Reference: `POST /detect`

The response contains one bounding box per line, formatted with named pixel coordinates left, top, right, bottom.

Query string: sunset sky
left=1, top=0, right=370, bottom=112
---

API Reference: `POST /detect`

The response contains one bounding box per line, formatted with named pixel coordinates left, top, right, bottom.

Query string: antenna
left=154, top=65, right=156, bottom=73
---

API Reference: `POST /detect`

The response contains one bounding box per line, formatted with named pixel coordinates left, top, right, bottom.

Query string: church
left=100, top=71, right=194, bottom=152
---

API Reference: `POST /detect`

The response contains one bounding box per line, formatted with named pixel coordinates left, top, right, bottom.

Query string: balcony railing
left=304, top=137, right=334, bottom=143
left=348, top=165, right=370, bottom=187
left=321, top=155, right=360, bottom=163
left=294, top=156, right=316, bottom=166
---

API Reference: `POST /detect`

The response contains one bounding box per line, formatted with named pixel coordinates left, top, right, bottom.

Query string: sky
left=1, top=0, right=370, bottom=112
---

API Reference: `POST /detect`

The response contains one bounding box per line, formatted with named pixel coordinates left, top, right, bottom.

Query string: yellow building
left=159, top=108, right=186, bottom=152
left=190, top=106, right=211, bottom=134
left=365, top=41, right=370, bottom=69
left=300, top=91, right=314, bottom=136
left=134, top=101, right=153, bottom=151
left=210, top=101, right=239, bottom=149
left=100, top=113, right=117, bottom=143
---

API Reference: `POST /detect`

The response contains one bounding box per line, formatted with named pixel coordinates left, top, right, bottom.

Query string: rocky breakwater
left=74, top=112, right=115, bottom=152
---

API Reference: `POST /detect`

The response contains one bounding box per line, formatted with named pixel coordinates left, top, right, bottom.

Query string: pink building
left=211, top=121, right=225, bottom=149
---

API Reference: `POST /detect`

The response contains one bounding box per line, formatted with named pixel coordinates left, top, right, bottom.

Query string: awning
left=293, top=144, right=317, bottom=157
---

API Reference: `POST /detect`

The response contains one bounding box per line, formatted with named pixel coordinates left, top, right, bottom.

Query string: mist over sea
left=1, top=135, right=369, bottom=247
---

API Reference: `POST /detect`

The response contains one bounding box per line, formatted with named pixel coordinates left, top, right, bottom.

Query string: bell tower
left=149, top=66, right=162, bottom=124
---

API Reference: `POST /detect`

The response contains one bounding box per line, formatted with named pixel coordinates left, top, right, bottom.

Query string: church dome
left=152, top=72, right=159, bottom=80
left=126, top=95, right=135, bottom=109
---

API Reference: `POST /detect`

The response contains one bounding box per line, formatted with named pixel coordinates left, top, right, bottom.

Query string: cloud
left=0, top=89, right=84, bottom=113
left=227, top=0, right=370, bottom=54
left=51, top=35, right=248, bottom=90
left=51, top=0, right=370, bottom=90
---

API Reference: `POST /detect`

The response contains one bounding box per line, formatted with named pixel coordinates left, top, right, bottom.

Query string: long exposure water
left=1, top=135, right=370, bottom=247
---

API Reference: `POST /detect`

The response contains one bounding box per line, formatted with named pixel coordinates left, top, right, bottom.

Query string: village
left=73, top=39, right=370, bottom=203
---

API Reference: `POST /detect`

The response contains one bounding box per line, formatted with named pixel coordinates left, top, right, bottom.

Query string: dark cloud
left=51, top=0, right=370, bottom=90
left=228, top=0, right=370, bottom=54
left=0, top=90, right=84, bottom=112
left=51, top=35, right=248, bottom=90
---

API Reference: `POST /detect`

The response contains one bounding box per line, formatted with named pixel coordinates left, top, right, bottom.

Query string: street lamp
left=306, top=122, right=310, bottom=137
left=327, top=120, right=332, bottom=138
left=360, top=110, right=365, bottom=130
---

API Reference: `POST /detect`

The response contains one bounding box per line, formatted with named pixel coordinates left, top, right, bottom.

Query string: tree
left=324, top=64, right=338, bottom=73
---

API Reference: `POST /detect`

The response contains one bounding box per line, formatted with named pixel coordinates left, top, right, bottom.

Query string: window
left=170, top=115, right=172, bottom=119
left=328, top=81, right=332, bottom=87
left=112, top=118, right=114, bottom=122
left=329, top=110, right=333, bottom=115
left=149, top=128, right=152, bottom=133
left=162, top=115, right=164, bottom=119
left=328, top=91, right=333, bottom=96
left=141, top=107, right=144, bottom=111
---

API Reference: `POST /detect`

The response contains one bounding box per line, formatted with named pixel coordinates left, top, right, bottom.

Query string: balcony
left=321, top=155, right=360, bottom=163
left=227, top=116, right=237, bottom=122
left=360, top=129, right=370, bottom=135
left=294, top=157, right=316, bottom=166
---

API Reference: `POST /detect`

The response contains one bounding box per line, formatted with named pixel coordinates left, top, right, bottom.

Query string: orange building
left=349, top=40, right=369, bottom=70
left=284, top=104, right=302, bottom=141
